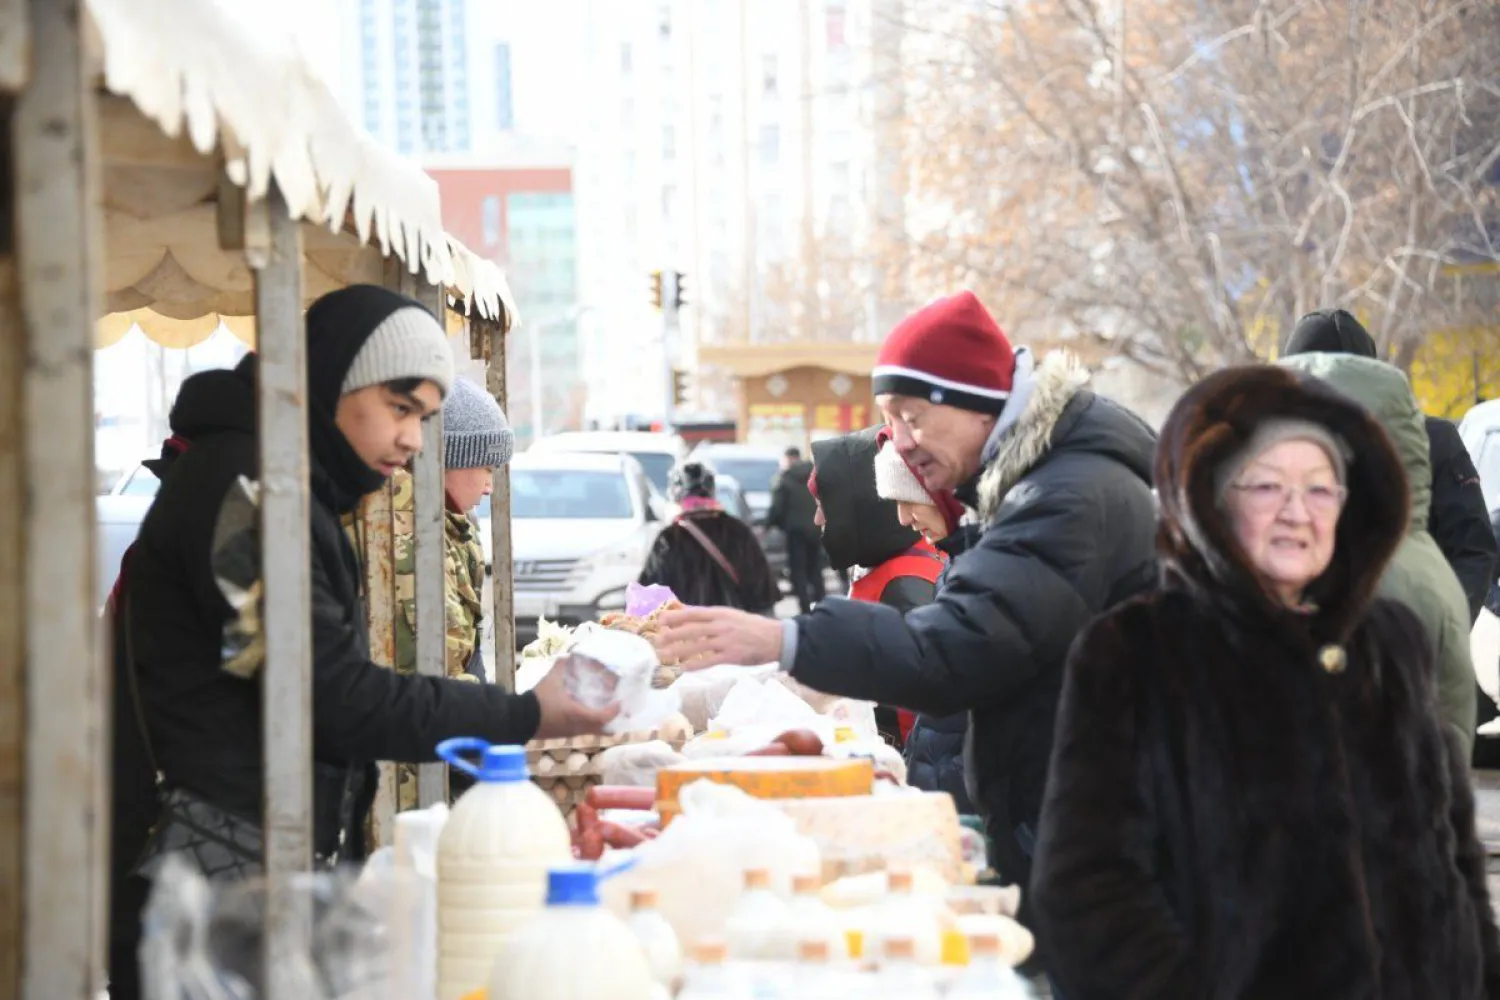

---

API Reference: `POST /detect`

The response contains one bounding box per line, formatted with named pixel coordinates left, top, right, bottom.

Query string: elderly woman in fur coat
left=1032, top=364, right=1500, bottom=998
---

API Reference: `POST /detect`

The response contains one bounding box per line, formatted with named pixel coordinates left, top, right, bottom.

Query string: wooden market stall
left=698, top=341, right=881, bottom=449
left=0, top=1, right=517, bottom=997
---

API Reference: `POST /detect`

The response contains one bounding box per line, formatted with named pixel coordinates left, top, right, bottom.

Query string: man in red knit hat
left=656, top=291, right=1159, bottom=987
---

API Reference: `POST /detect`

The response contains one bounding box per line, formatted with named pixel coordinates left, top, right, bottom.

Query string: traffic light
left=671, top=271, right=688, bottom=310
left=672, top=367, right=692, bottom=405
left=649, top=270, right=664, bottom=310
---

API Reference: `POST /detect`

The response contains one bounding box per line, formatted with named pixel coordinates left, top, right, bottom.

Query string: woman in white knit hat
left=873, top=434, right=978, bottom=811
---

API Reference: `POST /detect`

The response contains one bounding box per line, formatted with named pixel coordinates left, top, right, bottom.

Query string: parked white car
left=527, top=430, right=688, bottom=495
left=689, top=441, right=783, bottom=523
left=478, top=450, right=664, bottom=648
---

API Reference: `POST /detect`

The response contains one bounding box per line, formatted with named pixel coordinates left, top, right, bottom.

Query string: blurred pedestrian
left=638, top=461, right=780, bottom=614
left=1284, top=309, right=1496, bottom=620
left=767, top=445, right=824, bottom=612
left=1281, top=347, right=1481, bottom=755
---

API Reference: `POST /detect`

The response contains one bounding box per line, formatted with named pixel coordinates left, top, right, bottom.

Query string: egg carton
left=525, top=727, right=686, bottom=818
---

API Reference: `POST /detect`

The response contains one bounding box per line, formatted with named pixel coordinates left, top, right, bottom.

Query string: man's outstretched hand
left=651, top=607, right=785, bottom=671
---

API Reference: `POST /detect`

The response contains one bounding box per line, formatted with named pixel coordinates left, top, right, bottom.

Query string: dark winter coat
left=1427, top=414, right=1498, bottom=623
left=902, top=525, right=982, bottom=814
left=785, top=352, right=1159, bottom=899
left=638, top=509, right=781, bottom=613
left=1033, top=364, right=1500, bottom=1000
left=768, top=458, right=820, bottom=540
left=110, top=358, right=541, bottom=873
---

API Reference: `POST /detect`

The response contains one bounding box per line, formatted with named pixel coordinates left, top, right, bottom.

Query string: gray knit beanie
left=1215, top=418, right=1350, bottom=500
left=443, top=377, right=514, bottom=469
left=340, top=305, right=455, bottom=397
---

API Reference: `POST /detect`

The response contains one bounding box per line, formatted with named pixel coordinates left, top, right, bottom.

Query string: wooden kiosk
left=0, top=1, right=519, bottom=996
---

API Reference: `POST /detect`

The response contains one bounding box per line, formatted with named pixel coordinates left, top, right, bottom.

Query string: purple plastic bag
left=626, top=582, right=678, bottom=617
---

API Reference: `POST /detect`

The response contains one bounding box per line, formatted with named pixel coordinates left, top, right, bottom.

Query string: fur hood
left=975, top=350, right=1093, bottom=520
left=1154, top=364, right=1410, bottom=645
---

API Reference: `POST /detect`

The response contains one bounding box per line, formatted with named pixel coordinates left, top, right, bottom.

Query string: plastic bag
left=598, top=740, right=686, bottom=786
left=670, top=664, right=778, bottom=732
left=140, top=853, right=424, bottom=1000
left=599, top=782, right=820, bottom=943
left=626, top=582, right=678, bottom=617
left=564, top=629, right=682, bottom=734
left=710, top=674, right=824, bottom=736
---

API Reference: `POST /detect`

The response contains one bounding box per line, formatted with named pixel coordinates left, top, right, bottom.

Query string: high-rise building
left=345, top=0, right=473, bottom=156
left=428, top=151, right=582, bottom=446
left=573, top=0, right=907, bottom=421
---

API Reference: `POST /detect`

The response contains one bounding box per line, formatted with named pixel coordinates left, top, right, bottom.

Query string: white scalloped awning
left=85, top=0, right=516, bottom=345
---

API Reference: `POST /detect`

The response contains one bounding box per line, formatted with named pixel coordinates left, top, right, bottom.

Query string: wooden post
left=0, top=247, right=22, bottom=1000
left=11, top=2, right=106, bottom=997
left=252, top=182, right=311, bottom=1000
left=485, top=318, right=516, bottom=689
left=411, top=276, right=447, bottom=805
left=357, top=479, right=399, bottom=849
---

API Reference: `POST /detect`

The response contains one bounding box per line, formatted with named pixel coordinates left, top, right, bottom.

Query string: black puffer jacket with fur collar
left=1033, top=364, right=1500, bottom=999
left=788, top=352, right=1159, bottom=906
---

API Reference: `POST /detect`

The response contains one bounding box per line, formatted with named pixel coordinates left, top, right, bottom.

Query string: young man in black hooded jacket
left=107, top=285, right=615, bottom=999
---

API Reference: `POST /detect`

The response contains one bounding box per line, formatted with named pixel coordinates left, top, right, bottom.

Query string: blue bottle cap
left=546, top=864, right=601, bottom=906
left=435, top=739, right=529, bottom=782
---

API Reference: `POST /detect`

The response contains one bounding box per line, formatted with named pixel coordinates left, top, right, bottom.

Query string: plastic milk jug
left=435, top=739, right=572, bottom=1000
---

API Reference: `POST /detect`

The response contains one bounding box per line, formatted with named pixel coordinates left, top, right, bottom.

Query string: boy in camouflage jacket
left=363, top=377, right=514, bottom=809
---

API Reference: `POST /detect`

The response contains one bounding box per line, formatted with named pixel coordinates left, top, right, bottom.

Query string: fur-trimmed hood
left=971, top=350, right=1154, bottom=521
left=1155, top=364, right=1410, bottom=644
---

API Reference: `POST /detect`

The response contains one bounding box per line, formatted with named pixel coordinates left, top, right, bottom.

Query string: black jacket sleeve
left=309, top=556, right=540, bottom=763
left=789, top=490, right=1109, bottom=717
left=1427, top=419, right=1496, bottom=623
left=1031, top=607, right=1201, bottom=999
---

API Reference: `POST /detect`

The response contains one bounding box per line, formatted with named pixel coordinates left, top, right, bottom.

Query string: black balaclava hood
left=303, top=284, right=441, bottom=512
left=1284, top=308, right=1378, bottom=358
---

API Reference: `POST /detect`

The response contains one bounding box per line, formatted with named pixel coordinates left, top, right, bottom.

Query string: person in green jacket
left=1280, top=350, right=1478, bottom=754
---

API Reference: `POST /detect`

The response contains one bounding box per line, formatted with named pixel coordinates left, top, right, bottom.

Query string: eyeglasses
left=1229, top=481, right=1347, bottom=517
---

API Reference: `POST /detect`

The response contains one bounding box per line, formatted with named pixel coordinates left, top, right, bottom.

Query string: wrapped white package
left=598, top=740, right=687, bottom=786
left=566, top=629, right=682, bottom=734
left=710, top=674, right=825, bottom=736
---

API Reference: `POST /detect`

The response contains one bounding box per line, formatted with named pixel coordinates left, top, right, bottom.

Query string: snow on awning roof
left=85, top=0, right=515, bottom=344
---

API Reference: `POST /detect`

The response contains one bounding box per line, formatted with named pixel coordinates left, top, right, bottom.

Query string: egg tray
left=524, top=729, right=684, bottom=818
